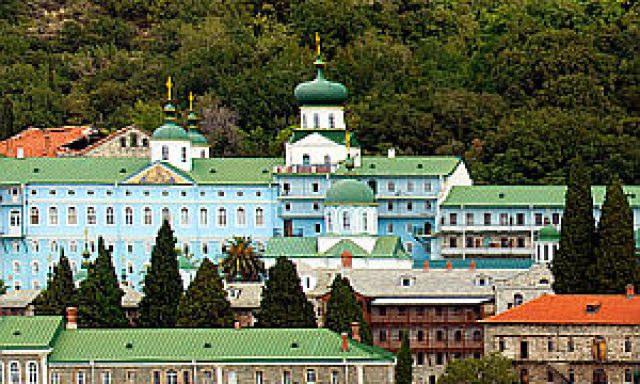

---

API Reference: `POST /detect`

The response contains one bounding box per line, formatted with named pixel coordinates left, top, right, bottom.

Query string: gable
left=123, top=162, right=193, bottom=185
left=291, top=132, right=346, bottom=148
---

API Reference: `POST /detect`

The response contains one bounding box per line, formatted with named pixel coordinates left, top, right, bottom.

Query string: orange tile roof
left=483, top=294, right=640, bottom=325
left=0, top=126, right=95, bottom=158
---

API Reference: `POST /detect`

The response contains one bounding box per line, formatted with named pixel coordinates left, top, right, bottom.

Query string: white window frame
left=102, top=371, right=112, bottom=384
left=29, top=207, right=39, bottom=225
left=51, top=372, right=60, bottom=384
left=125, top=207, right=134, bottom=226
left=199, top=207, right=208, bottom=227
left=105, top=207, right=115, bottom=225
left=87, top=206, right=97, bottom=225
left=9, top=210, right=20, bottom=228
left=13, top=261, right=20, bottom=274
left=67, top=206, right=78, bottom=225
left=70, top=241, right=77, bottom=253
left=76, top=371, right=85, bottom=384
left=166, top=370, right=177, bottom=384
left=236, top=207, right=246, bottom=226
left=27, top=361, right=37, bottom=384
left=162, top=207, right=171, bottom=224
left=255, top=207, right=264, bottom=227
left=180, top=207, right=190, bottom=226
left=217, top=208, right=227, bottom=227
left=305, top=369, right=317, bottom=384
left=143, top=207, right=153, bottom=226
left=9, top=361, right=20, bottom=384
left=388, top=181, right=395, bottom=193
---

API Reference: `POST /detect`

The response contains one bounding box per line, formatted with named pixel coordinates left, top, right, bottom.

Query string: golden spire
left=189, top=91, right=194, bottom=111
left=346, top=130, right=351, bottom=152
left=166, top=76, right=173, bottom=101
left=315, top=32, right=321, bottom=56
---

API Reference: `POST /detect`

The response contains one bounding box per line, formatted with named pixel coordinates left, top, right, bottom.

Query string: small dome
left=152, top=122, right=189, bottom=141
left=187, top=129, right=208, bottom=146
left=325, top=180, right=375, bottom=205
left=538, top=225, right=560, bottom=242
left=294, top=61, right=348, bottom=106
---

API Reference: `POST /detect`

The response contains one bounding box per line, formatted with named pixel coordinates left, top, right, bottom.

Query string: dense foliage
left=138, top=220, right=183, bottom=327
left=77, top=237, right=128, bottom=328
left=437, top=353, right=517, bottom=384
left=324, top=274, right=372, bottom=345
left=1, top=0, right=638, bottom=184
left=176, top=258, right=234, bottom=327
left=395, top=330, right=412, bottom=384
left=256, top=256, right=317, bottom=328
left=551, top=157, right=597, bottom=294
left=221, top=236, right=265, bottom=282
left=34, top=249, right=77, bottom=315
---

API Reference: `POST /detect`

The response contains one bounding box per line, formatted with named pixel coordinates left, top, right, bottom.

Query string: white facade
left=300, top=106, right=346, bottom=129
left=191, top=145, right=209, bottom=159
left=285, top=133, right=361, bottom=167
left=150, top=139, right=193, bottom=172
left=324, top=206, right=378, bottom=235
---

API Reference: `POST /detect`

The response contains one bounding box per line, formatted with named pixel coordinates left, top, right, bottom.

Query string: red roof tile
left=483, top=294, right=640, bottom=325
left=0, top=126, right=95, bottom=158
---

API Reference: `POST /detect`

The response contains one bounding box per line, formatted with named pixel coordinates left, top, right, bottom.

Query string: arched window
left=217, top=208, right=227, bottom=227
left=255, top=207, right=264, bottom=227
left=181, top=147, right=187, bottom=162
left=328, top=113, right=335, bottom=128
left=50, top=241, right=58, bottom=253
left=130, top=133, right=138, bottom=147
left=343, top=211, right=350, bottom=231
left=67, top=207, right=77, bottom=225
left=362, top=212, right=368, bottom=232
left=28, top=361, right=38, bottom=384
left=87, top=207, right=96, bottom=225
left=162, top=207, right=171, bottom=224
left=302, top=114, right=307, bottom=128
left=48, top=207, right=58, bottom=225
left=144, top=207, right=152, bottom=226
left=199, top=208, right=208, bottom=226
left=324, top=155, right=331, bottom=165
left=30, top=207, right=39, bottom=225
left=236, top=207, right=246, bottom=226
left=313, top=113, right=319, bottom=128
left=166, top=370, right=178, bottom=384
left=106, top=207, right=115, bottom=225
left=180, top=207, right=189, bottom=226
left=161, top=146, right=169, bottom=161
left=125, top=207, right=133, bottom=225
left=302, top=154, right=311, bottom=165
left=10, top=362, right=19, bottom=384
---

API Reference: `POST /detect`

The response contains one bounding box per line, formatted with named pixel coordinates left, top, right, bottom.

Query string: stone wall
left=82, top=126, right=150, bottom=158
left=494, top=264, right=554, bottom=314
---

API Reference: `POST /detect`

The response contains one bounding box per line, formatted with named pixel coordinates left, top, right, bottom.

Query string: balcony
left=0, top=195, right=22, bottom=205
left=441, top=224, right=533, bottom=232
left=441, top=247, right=533, bottom=256
left=373, top=339, right=483, bottom=351
left=272, top=228, right=304, bottom=238
left=413, top=226, right=436, bottom=238
left=0, top=227, right=23, bottom=238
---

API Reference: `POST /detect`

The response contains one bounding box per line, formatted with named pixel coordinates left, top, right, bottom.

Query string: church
left=0, top=45, right=638, bottom=292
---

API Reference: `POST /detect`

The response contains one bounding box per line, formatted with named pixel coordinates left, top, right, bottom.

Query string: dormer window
left=400, top=277, right=414, bottom=288
left=586, top=302, right=601, bottom=314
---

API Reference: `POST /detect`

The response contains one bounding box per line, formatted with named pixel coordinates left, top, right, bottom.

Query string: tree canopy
left=0, top=0, right=638, bottom=184
left=437, top=353, right=517, bottom=384
left=34, top=249, right=77, bottom=316
left=324, top=274, right=372, bottom=345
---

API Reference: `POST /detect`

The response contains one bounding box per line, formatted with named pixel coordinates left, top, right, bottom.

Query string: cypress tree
left=324, top=274, right=372, bottom=345
left=591, top=177, right=638, bottom=293
left=77, top=237, right=127, bottom=328
left=138, top=220, right=183, bottom=327
left=551, top=156, right=597, bottom=293
left=176, top=258, right=234, bottom=327
left=395, top=331, right=412, bottom=384
left=34, top=249, right=77, bottom=315
left=256, top=256, right=316, bottom=328
left=0, top=96, right=14, bottom=140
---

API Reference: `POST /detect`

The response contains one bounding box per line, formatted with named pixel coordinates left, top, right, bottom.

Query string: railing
left=272, top=228, right=304, bottom=238
left=0, top=228, right=23, bottom=238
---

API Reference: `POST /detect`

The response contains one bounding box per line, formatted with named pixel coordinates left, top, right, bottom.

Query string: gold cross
left=166, top=77, right=173, bottom=101
left=189, top=91, right=194, bottom=111
left=315, top=32, right=321, bottom=56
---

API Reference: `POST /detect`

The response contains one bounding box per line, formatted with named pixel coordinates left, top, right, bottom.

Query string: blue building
left=1, top=53, right=639, bottom=292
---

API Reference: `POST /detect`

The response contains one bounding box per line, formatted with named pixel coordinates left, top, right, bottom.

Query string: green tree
left=324, top=275, right=372, bottom=345
left=437, top=353, right=517, bottom=384
left=176, top=258, right=234, bottom=327
left=77, top=237, right=127, bottom=328
left=221, top=237, right=265, bottom=282
left=34, top=249, right=77, bottom=316
left=256, top=256, right=316, bottom=328
left=395, top=331, right=412, bottom=384
left=591, top=176, right=638, bottom=293
left=0, top=280, right=6, bottom=295
left=0, top=96, right=14, bottom=140
left=552, top=157, right=597, bottom=293
left=138, top=220, right=184, bottom=327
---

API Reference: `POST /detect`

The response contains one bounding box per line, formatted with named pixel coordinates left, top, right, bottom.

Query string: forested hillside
left=0, top=0, right=638, bottom=184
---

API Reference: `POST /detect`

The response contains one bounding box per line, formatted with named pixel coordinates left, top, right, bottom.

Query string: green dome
left=187, top=129, right=208, bottom=146
left=152, top=122, right=189, bottom=141
left=325, top=180, right=375, bottom=205
left=294, top=61, right=348, bottom=106
left=538, top=225, right=560, bottom=242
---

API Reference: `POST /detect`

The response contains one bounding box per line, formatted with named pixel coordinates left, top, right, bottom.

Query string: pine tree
left=138, top=220, right=183, bottom=327
left=551, top=156, right=597, bottom=293
left=324, top=274, right=372, bottom=345
left=77, top=237, right=127, bottom=328
left=221, top=236, right=265, bottom=282
left=176, top=258, right=234, bottom=327
left=256, top=256, right=316, bottom=328
left=34, top=249, right=77, bottom=315
left=395, top=331, right=412, bottom=384
left=591, top=176, right=638, bottom=293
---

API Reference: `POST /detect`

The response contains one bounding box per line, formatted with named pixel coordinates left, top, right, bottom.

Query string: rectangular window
left=312, top=183, right=319, bottom=193
left=535, top=213, right=543, bottom=226
left=387, top=201, right=394, bottom=211
left=77, top=372, right=85, bottom=384
left=466, top=213, right=474, bottom=225
left=102, top=372, right=111, bottom=384
left=552, top=213, right=560, bottom=225
left=255, top=371, right=263, bottom=384
left=516, top=213, right=525, bottom=225
left=484, top=213, right=491, bottom=225
left=51, top=373, right=60, bottom=384
left=424, top=182, right=432, bottom=192
left=153, top=371, right=160, bottom=384
left=388, top=181, right=395, bottom=193
left=379, top=329, right=387, bottom=342
left=407, top=202, right=413, bottom=211
left=306, top=369, right=317, bottom=384
left=520, top=340, right=529, bottom=359
left=417, top=351, right=425, bottom=365
left=499, top=213, right=509, bottom=225
left=283, top=371, right=292, bottom=384
left=407, top=181, right=414, bottom=193
left=449, top=213, right=457, bottom=225
left=183, top=371, right=190, bottom=384
left=331, top=371, right=339, bottom=384
left=449, top=237, right=458, bottom=248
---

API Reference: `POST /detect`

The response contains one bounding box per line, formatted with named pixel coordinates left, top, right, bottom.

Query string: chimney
left=350, top=322, right=361, bottom=343
left=16, top=147, right=24, bottom=159
left=626, top=284, right=635, bottom=298
left=469, top=259, right=476, bottom=271
left=66, top=307, right=78, bottom=330
left=341, top=250, right=352, bottom=269
left=234, top=321, right=241, bottom=329
left=387, top=148, right=396, bottom=159
left=341, top=332, right=349, bottom=352
left=446, top=261, right=453, bottom=271
left=423, top=260, right=429, bottom=271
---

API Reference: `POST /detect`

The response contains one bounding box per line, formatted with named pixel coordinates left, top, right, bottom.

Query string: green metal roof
left=151, top=122, right=189, bottom=141
left=264, top=236, right=409, bottom=259
left=443, top=186, right=640, bottom=207
left=289, top=129, right=360, bottom=147
left=187, top=129, right=208, bottom=146
left=294, top=64, right=348, bottom=106
left=0, top=316, right=63, bottom=350
left=538, top=225, right=560, bottom=242
left=335, top=156, right=461, bottom=177
left=325, top=180, right=375, bottom=205
left=0, top=157, right=282, bottom=185
left=48, top=328, right=393, bottom=363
